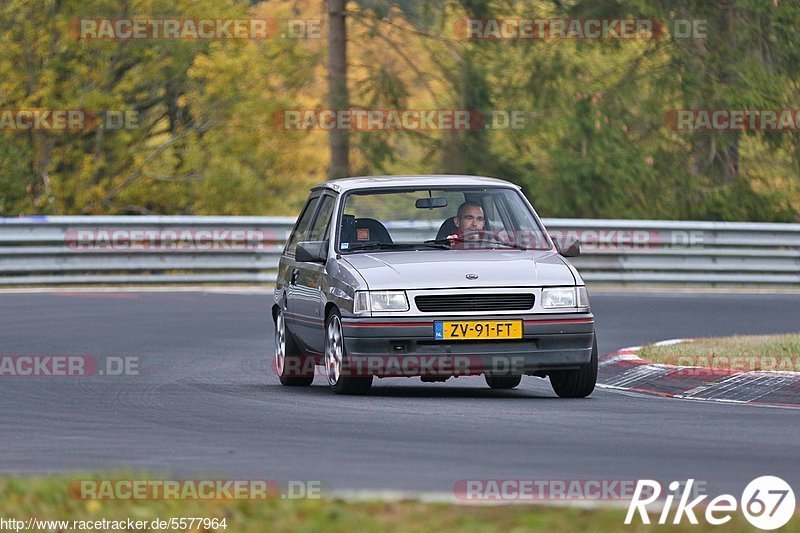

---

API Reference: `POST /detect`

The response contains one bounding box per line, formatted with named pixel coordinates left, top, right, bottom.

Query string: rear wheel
left=484, top=375, right=522, bottom=389
left=550, top=332, right=598, bottom=398
left=325, top=310, right=372, bottom=395
left=275, top=309, right=314, bottom=386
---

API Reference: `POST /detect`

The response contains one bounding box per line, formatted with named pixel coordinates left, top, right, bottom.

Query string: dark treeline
left=0, top=0, right=797, bottom=221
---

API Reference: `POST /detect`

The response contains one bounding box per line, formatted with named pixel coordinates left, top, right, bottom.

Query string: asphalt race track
left=0, top=289, right=798, bottom=498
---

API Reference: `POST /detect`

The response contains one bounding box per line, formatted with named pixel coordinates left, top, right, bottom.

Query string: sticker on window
left=357, top=228, right=370, bottom=241
left=341, top=242, right=350, bottom=250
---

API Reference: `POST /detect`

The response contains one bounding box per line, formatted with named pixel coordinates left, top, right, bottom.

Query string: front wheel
left=325, top=310, right=372, bottom=395
left=550, top=332, right=598, bottom=398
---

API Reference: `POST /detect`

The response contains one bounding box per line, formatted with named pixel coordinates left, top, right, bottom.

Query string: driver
left=447, top=201, right=489, bottom=246
left=453, top=201, right=485, bottom=233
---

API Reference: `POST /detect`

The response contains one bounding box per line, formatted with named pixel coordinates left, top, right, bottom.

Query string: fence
left=0, top=216, right=797, bottom=286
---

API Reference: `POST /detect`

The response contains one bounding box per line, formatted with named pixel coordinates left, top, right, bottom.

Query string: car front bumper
left=339, top=313, right=595, bottom=377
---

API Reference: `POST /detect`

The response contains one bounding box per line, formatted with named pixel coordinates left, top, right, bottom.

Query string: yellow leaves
left=85, top=499, right=102, bottom=514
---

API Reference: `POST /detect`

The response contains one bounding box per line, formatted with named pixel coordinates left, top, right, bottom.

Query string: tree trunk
left=327, top=0, right=349, bottom=179
left=690, top=0, right=740, bottom=184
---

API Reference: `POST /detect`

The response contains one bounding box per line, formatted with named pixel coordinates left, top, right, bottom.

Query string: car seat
left=435, top=217, right=458, bottom=240
left=341, top=216, right=393, bottom=244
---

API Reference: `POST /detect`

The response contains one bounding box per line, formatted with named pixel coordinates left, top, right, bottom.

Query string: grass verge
left=637, top=333, right=800, bottom=372
left=0, top=475, right=794, bottom=532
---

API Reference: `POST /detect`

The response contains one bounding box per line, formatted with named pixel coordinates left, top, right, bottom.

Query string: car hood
left=342, top=249, right=576, bottom=290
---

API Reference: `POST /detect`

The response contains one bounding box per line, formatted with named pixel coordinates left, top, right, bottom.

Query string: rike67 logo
left=626, top=476, right=795, bottom=530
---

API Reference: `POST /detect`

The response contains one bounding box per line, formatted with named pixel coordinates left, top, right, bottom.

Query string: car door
left=290, top=193, right=337, bottom=354
left=280, top=194, right=320, bottom=338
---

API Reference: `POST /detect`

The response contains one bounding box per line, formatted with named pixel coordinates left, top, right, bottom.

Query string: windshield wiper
left=424, top=238, right=453, bottom=246
left=424, top=237, right=528, bottom=250
left=479, top=238, right=528, bottom=250
left=345, top=242, right=411, bottom=252
left=346, top=241, right=451, bottom=252
left=414, top=241, right=451, bottom=249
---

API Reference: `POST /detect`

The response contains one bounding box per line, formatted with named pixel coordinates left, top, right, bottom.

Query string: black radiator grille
left=415, top=293, right=534, bottom=312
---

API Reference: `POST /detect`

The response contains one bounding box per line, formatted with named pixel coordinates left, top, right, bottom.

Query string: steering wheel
left=449, top=229, right=501, bottom=249
left=462, top=229, right=496, bottom=241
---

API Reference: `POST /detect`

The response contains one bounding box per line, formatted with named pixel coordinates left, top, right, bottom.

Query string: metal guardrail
left=0, top=216, right=798, bottom=285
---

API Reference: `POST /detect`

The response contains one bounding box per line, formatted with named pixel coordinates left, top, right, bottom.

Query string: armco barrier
left=0, top=216, right=797, bottom=286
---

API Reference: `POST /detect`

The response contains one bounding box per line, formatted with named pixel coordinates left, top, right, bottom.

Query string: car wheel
left=325, top=309, right=372, bottom=395
left=484, top=375, right=522, bottom=389
left=550, top=332, right=598, bottom=398
left=275, top=308, right=313, bottom=386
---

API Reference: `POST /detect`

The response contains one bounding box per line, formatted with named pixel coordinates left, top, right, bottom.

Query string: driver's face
left=456, top=205, right=485, bottom=231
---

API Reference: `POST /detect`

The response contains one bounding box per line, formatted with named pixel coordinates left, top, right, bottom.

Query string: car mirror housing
left=295, top=241, right=328, bottom=263
left=415, top=197, right=448, bottom=209
left=553, top=235, right=580, bottom=257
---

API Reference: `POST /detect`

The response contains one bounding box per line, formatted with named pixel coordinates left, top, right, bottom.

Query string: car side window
left=307, top=195, right=336, bottom=242
left=285, top=196, right=320, bottom=255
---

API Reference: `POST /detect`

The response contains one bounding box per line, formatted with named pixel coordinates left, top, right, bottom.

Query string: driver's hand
left=462, top=229, right=488, bottom=240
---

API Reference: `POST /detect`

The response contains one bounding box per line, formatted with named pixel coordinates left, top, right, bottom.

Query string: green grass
left=0, top=475, right=795, bottom=532
left=637, top=333, right=800, bottom=371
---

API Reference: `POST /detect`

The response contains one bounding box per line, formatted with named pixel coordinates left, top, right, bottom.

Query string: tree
left=327, top=0, right=350, bottom=178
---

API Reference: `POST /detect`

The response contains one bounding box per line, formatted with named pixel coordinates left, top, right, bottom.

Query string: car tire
left=484, top=375, right=522, bottom=389
left=325, top=309, right=372, bottom=395
left=549, top=332, right=598, bottom=398
left=275, top=308, right=314, bottom=386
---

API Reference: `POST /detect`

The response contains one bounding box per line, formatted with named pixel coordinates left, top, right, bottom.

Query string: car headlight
left=541, top=287, right=577, bottom=309
left=353, top=290, right=409, bottom=314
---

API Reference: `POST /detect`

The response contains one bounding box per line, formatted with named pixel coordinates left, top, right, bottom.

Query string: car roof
left=312, top=175, right=521, bottom=193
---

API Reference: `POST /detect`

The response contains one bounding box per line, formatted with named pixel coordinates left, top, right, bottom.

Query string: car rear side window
left=308, top=195, right=336, bottom=242
left=285, top=195, right=320, bottom=255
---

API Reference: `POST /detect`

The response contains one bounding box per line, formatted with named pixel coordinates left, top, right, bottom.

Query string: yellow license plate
left=434, top=320, right=523, bottom=340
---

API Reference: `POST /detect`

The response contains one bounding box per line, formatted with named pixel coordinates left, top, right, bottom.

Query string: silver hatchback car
left=273, top=175, right=596, bottom=396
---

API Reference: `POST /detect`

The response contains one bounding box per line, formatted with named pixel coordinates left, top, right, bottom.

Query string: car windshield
left=336, top=187, right=551, bottom=253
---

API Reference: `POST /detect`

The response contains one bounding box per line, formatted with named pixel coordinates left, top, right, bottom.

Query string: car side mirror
left=295, top=241, right=328, bottom=263
left=553, top=235, right=580, bottom=257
